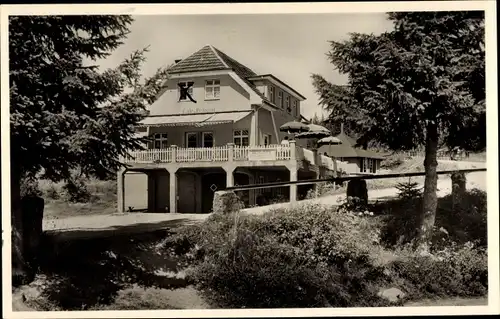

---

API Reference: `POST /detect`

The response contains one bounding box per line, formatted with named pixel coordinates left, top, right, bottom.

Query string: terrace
left=123, top=141, right=357, bottom=174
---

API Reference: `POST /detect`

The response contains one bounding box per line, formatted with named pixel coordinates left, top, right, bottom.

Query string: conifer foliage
left=9, top=15, right=169, bottom=284
left=312, top=12, right=485, bottom=242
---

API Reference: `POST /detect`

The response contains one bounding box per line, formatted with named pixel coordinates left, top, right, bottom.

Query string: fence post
left=451, top=171, right=467, bottom=209
left=171, top=145, right=177, bottom=163
left=289, top=140, right=296, bottom=161
left=227, top=143, right=234, bottom=162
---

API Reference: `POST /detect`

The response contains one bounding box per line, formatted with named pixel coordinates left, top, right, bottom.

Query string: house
left=118, top=44, right=333, bottom=214
left=317, top=124, right=386, bottom=174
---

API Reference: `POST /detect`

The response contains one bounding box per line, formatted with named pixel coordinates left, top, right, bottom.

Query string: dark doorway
left=234, top=172, right=250, bottom=207
left=201, top=172, right=226, bottom=213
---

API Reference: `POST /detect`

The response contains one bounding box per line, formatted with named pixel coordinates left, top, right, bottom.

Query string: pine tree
left=9, top=15, right=169, bottom=284
left=312, top=12, right=485, bottom=244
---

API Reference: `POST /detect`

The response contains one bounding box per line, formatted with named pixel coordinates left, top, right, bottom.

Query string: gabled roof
left=318, top=132, right=385, bottom=160
left=168, top=45, right=267, bottom=101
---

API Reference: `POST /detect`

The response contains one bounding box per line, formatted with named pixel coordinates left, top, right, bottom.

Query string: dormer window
left=269, top=86, right=275, bottom=103
left=277, top=91, right=283, bottom=108
left=286, top=96, right=291, bottom=113
left=205, top=79, right=221, bottom=100
left=178, top=81, right=194, bottom=102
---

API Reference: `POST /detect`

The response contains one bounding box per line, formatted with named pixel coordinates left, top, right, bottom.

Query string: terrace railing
left=124, top=143, right=297, bottom=164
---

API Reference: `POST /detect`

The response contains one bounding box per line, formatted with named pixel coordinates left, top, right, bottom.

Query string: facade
left=318, top=129, right=386, bottom=174
left=118, top=45, right=331, bottom=214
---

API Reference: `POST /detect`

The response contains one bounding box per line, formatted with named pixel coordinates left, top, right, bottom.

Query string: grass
left=37, top=178, right=117, bottom=219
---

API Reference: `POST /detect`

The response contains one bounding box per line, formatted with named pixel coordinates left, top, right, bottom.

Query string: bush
left=171, top=204, right=390, bottom=308
left=395, top=180, right=423, bottom=200
left=20, top=176, right=42, bottom=198
left=62, top=174, right=92, bottom=203
left=389, top=243, right=487, bottom=300
left=377, top=189, right=487, bottom=248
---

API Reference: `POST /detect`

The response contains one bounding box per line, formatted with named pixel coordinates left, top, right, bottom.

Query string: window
left=361, top=158, right=376, bottom=174
left=285, top=96, right=291, bottom=113
left=178, top=81, right=194, bottom=101
left=233, top=130, right=249, bottom=147
left=202, top=132, right=214, bottom=148
left=293, top=100, right=298, bottom=117
left=152, top=133, right=168, bottom=149
left=269, top=86, right=275, bottom=103
left=205, top=79, right=220, bottom=100
left=277, top=91, right=283, bottom=108
left=263, top=134, right=271, bottom=146
left=186, top=132, right=198, bottom=148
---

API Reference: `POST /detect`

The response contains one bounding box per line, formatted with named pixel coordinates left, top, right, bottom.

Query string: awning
left=138, top=111, right=252, bottom=127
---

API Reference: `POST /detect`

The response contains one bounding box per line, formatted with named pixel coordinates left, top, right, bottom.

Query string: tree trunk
left=419, top=123, right=439, bottom=244
left=11, top=162, right=33, bottom=287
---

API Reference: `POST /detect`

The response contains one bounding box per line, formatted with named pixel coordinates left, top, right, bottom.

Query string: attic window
left=178, top=81, right=194, bottom=102
left=205, top=79, right=220, bottom=100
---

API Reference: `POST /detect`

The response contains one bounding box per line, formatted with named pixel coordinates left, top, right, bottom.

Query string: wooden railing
left=124, top=143, right=296, bottom=164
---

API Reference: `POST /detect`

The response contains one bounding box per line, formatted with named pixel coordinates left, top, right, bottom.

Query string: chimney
left=174, top=59, right=182, bottom=64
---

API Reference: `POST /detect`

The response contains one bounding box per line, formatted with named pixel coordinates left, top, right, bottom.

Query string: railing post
left=171, top=145, right=177, bottom=163
left=289, top=140, right=296, bottom=161
left=228, top=143, right=234, bottom=162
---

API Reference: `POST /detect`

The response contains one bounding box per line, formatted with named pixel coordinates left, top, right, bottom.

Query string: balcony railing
left=124, top=143, right=296, bottom=164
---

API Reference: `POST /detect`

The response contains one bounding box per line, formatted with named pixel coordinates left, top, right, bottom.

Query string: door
left=177, top=172, right=197, bottom=213
left=201, top=173, right=226, bottom=213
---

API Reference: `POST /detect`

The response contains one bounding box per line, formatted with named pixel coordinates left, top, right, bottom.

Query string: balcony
left=123, top=144, right=294, bottom=164
left=123, top=143, right=358, bottom=174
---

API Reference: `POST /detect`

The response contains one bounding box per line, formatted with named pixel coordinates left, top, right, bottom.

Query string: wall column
left=250, top=107, right=260, bottom=146
left=225, top=166, right=235, bottom=188
left=289, top=166, right=298, bottom=203
left=117, top=168, right=126, bottom=214
left=168, top=168, right=178, bottom=213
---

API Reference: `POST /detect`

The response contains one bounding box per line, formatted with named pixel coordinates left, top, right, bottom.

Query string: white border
left=1, top=1, right=498, bottom=318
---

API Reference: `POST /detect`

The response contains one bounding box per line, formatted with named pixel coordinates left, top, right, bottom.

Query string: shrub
left=389, top=242, right=488, bottom=300
left=62, top=174, right=92, bottom=203
left=377, top=189, right=487, bottom=248
left=172, top=204, right=390, bottom=308
left=395, top=180, right=423, bottom=200
left=20, top=176, right=42, bottom=198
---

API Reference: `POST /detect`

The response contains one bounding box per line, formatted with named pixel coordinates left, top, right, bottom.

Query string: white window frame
left=202, top=131, right=214, bottom=148
left=285, top=96, right=291, bottom=113
left=205, top=79, right=221, bottom=100
left=293, top=100, right=298, bottom=117
left=152, top=133, right=168, bottom=149
left=277, top=91, right=283, bottom=108
left=178, top=80, right=194, bottom=102
left=269, top=86, right=275, bottom=103
left=233, top=129, right=249, bottom=147
left=186, top=132, right=198, bottom=148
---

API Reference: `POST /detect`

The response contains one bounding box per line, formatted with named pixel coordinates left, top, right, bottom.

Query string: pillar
left=250, top=107, right=259, bottom=146
left=168, top=168, right=177, bottom=213
left=289, top=167, right=298, bottom=203
left=225, top=166, right=235, bottom=188
left=117, top=169, right=126, bottom=214
left=227, top=143, right=234, bottom=162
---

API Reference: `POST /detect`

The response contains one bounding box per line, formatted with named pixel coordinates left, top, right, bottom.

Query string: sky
left=96, top=14, right=394, bottom=119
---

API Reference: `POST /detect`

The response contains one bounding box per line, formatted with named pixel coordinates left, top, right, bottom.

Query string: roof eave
left=248, top=74, right=307, bottom=100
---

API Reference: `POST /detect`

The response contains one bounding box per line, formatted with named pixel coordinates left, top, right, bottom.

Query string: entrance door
left=201, top=173, right=226, bottom=213
left=177, top=172, right=197, bottom=213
